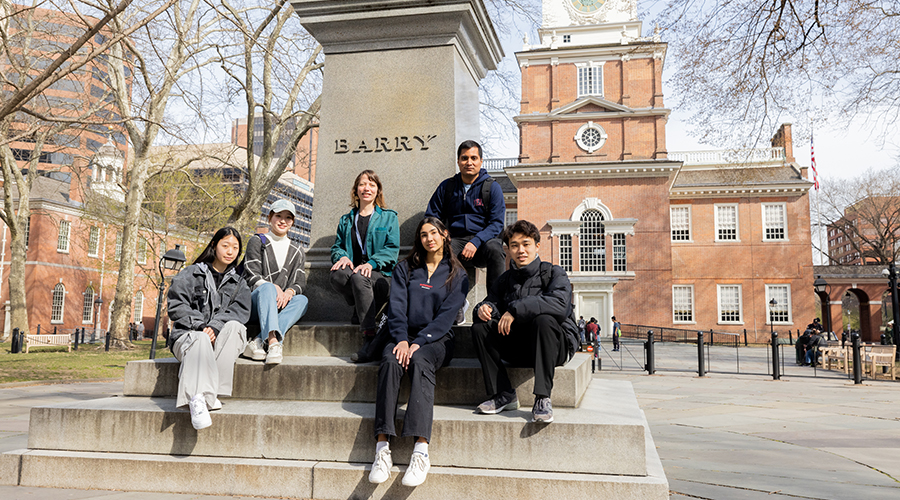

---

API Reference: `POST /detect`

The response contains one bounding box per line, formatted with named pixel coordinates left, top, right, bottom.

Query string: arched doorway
left=843, top=289, right=874, bottom=342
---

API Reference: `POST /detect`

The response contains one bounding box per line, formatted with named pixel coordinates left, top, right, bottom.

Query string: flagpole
left=811, top=125, right=825, bottom=264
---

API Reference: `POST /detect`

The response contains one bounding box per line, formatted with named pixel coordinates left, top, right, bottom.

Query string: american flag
left=810, top=133, right=819, bottom=190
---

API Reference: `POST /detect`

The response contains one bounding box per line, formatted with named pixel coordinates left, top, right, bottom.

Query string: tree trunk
left=4, top=208, right=29, bottom=341
left=107, top=153, right=152, bottom=349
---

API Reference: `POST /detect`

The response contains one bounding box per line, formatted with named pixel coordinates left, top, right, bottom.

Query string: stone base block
left=27, top=380, right=643, bottom=475
left=124, top=353, right=592, bottom=408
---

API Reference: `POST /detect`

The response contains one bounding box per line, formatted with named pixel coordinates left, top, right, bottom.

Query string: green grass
left=0, top=339, right=173, bottom=384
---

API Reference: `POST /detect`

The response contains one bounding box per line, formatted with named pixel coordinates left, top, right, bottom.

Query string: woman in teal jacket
left=331, top=170, right=400, bottom=340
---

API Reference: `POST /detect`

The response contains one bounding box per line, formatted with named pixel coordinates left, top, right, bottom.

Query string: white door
left=579, top=294, right=608, bottom=337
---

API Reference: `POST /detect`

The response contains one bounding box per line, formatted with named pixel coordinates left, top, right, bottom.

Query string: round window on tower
left=574, top=122, right=608, bottom=153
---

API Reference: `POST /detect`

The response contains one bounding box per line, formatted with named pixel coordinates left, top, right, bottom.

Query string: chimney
left=770, top=123, right=795, bottom=163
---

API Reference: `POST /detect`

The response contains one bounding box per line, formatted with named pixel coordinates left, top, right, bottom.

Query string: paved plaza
left=0, top=342, right=897, bottom=499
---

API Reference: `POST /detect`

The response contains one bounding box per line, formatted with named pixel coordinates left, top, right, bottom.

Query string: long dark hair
left=194, top=227, right=243, bottom=273
left=403, top=217, right=464, bottom=288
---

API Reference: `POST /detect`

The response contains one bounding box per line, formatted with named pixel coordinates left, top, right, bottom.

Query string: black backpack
left=538, top=261, right=579, bottom=364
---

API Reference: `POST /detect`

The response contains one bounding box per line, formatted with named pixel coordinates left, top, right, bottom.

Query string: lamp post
left=769, top=298, right=780, bottom=380
left=813, top=275, right=830, bottom=333
left=881, top=263, right=900, bottom=360
left=150, top=244, right=186, bottom=360
left=93, top=296, right=103, bottom=344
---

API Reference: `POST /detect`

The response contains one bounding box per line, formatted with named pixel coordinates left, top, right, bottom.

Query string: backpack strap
left=539, top=260, right=552, bottom=291
left=442, top=176, right=495, bottom=223
left=257, top=233, right=268, bottom=246
left=481, top=177, right=494, bottom=210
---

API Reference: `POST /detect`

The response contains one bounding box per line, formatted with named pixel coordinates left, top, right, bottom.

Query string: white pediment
left=549, top=96, right=633, bottom=117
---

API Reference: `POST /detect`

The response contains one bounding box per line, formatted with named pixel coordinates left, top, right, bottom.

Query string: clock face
left=570, top=0, right=605, bottom=13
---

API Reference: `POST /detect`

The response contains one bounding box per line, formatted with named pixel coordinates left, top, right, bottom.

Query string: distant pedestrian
left=612, top=316, right=621, bottom=351
left=135, top=322, right=145, bottom=340
left=585, top=318, right=599, bottom=344
left=578, top=316, right=586, bottom=344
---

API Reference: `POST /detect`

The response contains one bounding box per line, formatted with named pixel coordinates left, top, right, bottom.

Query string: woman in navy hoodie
left=368, top=217, right=468, bottom=488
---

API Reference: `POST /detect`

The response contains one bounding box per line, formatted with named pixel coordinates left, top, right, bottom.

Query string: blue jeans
left=250, top=283, right=309, bottom=343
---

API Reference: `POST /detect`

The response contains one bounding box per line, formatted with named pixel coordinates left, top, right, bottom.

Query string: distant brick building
left=497, top=0, right=816, bottom=340
left=826, top=197, right=900, bottom=265
left=230, top=113, right=318, bottom=185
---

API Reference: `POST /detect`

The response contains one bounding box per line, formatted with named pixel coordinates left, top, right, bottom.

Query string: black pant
left=471, top=314, right=565, bottom=399
left=330, top=267, right=390, bottom=331
left=450, top=236, right=505, bottom=291
left=613, top=334, right=619, bottom=350
left=374, top=335, right=453, bottom=441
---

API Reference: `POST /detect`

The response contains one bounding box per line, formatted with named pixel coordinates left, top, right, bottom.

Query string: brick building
left=501, top=0, right=816, bottom=340
left=826, top=196, right=900, bottom=265
left=0, top=161, right=201, bottom=339
left=2, top=3, right=129, bottom=191
left=230, top=113, right=319, bottom=185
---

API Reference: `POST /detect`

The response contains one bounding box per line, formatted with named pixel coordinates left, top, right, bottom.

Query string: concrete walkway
left=1, top=342, right=898, bottom=499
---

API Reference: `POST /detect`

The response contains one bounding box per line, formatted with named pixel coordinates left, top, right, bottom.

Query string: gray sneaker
left=532, top=397, right=553, bottom=423
left=476, top=390, right=519, bottom=414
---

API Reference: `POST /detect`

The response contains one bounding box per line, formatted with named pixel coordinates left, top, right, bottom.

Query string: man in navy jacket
left=425, top=140, right=506, bottom=291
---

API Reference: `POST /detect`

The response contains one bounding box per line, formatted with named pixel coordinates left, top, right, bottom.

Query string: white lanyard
left=354, top=211, right=367, bottom=256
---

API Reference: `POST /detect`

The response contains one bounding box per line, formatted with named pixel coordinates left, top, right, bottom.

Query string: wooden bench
left=821, top=346, right=848, bottom=374
left=25, top=334, right=72, bottom=353
left=864, top=345, right=896, bottom=381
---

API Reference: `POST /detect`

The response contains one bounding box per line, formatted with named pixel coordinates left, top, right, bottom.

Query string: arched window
left=82, top=287, right=94, bottom=323
left=51, top=284, right=65, bottom=323
left=579, top=209, right=605, bottom=272
left=133, top=291, right=144, bottom=323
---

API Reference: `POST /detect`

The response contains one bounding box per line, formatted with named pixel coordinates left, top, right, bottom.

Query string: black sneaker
left=476, top=391, right=519, bottom=414
left=532, top=397, right=553, bottom=423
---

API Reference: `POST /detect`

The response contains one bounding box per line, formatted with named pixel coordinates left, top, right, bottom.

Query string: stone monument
left=291, top=0, right=504, bottom=320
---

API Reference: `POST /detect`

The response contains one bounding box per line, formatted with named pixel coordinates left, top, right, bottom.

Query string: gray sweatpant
left=172, top=320, right=247, bottom=409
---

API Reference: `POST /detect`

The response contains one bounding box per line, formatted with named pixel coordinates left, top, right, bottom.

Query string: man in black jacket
left=471, top=220, right=577, bottom=424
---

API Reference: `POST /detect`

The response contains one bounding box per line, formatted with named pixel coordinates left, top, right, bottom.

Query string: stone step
left=23, top=380, right=646, bottom=476
left=274, top=322, right=478, bottom=358
left=124, top=353, right=593, bottom=408
left=1, top=444, right=668, bottom=500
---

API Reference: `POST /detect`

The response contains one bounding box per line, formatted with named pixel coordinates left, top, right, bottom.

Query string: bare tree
left=649, top=0, right=900, bottom=146
left=0, top=1, right=147, bottom=340
left=102, top=0, right=222, bottom=347
left=814, top=166, right=900, bottom=265
left=206, top=0, right=322, bottom=236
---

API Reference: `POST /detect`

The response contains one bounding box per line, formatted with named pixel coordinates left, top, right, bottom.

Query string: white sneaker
left=401, top=451, right=430, bottom=487
left=189, top=394, right=211, bottom=430
left=368, top=446, right=392, bottom=484
left=243, top=337, right=266, bottom=361
left=265, top=343, right=283, bottom=365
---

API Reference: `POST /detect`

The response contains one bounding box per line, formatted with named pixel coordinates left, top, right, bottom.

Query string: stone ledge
left=124, top=353, right=593, bottom=408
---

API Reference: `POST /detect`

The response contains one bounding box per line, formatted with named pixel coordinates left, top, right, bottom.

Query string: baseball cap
left=269, top=199, right=296, bottom=218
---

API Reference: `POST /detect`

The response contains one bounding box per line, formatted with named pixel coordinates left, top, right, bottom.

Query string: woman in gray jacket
left=167, top=227, right=251, bottom=430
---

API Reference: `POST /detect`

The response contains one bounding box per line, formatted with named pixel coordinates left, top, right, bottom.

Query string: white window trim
left=51, top=284, right=66, bottom=324
left=57, top=220, right=71, bottom=253
left=716, top=284, right=744, bottom=325
left=762, top=202, right=789, bottom=242
left=765, top=284, right=793, bottom=325
left=670, top=205, right=693, bottom=242
left=87, top=227, right=100, bottom=258
left=82, top=288, right=94, bottom=324
left=137, top=238, right=148, bottom=265
left=672, top=285, right=696, bottom=324
left=714, top=204, right=740, bottom=242
left=575, top=61, right=605, bottom=97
